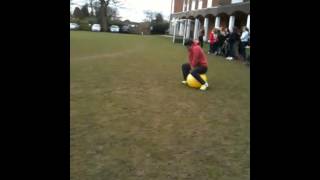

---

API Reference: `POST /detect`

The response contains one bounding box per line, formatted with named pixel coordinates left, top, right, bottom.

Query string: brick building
left=169, top=0, right=250, bottom=42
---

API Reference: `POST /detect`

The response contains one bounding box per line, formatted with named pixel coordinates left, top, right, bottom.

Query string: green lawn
left=71, top=31, right=250, bottom=180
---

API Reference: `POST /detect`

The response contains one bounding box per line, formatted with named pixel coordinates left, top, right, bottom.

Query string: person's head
left=200, top=29, right=204, bottom=35
left=214, top=27, right=219, bottom=33
left=233, top=27, right=239, bottom=34
left=184, top=39, right=194, bottom=50
left=193, top=39, right=200, bottom=45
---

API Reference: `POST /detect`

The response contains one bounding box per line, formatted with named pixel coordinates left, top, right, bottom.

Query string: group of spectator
left=197, top=26, right=250, bottom=62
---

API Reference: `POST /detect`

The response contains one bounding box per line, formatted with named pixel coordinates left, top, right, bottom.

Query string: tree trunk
left=90, top=1, right=93, bottom=16
left=100, top=0, right=108, bottom=32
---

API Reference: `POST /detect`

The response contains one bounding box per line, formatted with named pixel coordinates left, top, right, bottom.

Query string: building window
left=191, top=0, right=196, bottom=10
left=231, top=0, right=243, bottom=3
left=207, top=0, right=212, bottom=8
left=198, top=0, right=203, bottom=9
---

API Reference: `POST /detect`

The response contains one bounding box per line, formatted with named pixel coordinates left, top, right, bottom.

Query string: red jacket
left=209, top=32, right=215, bottom=45
left=188, top=43, right=208, bottom=68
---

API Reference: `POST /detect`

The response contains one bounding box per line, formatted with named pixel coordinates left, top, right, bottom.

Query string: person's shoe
left=181, top=80, right=187, bottom=85
left=200, top=82, right=209, bottom=91
left=226, top=57, right=233, bottom=60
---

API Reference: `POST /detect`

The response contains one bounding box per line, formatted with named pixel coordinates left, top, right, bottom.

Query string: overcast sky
left=70, top=0, right=172, bottom=22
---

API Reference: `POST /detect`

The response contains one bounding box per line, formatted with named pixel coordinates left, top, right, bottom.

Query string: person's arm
left=190, top=47, right=200, bottom=67
left=208, top=33, right=211, bottom=43
left=188, top=51, right=192, bottom=66
left=241, top=31, right=248, bottom=41
left=240, top=32, right=245, bottom=41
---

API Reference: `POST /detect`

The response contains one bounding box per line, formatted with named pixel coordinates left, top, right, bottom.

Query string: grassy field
left=70, top=31, right=250, bottom=180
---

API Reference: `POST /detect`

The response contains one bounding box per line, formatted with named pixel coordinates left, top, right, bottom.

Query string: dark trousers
left=227, top=42, right=234, bottom=57
left=182, top=63, right=208, bottom=85
left=199, top=36, right=203, bottom=48
left=212, top=43, right=219, bottom=53
left=240, top=41, right=248, bottom=60
left=209, top=43, right=214, bottom=53
left=228, top=42, right=238, bottom=58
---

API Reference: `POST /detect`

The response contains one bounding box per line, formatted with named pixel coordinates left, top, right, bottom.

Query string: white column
left=231, top=0, right=243, bottom=3
left=228, top=15, right=235, bottom=32
left=246, top=14, right=250, bottom=30
left=175, top=21, right=179, bottom=36
left=171, top=0, right=175, bottom=14
left=207, top=0, right=212, bottom=8
left=214, top=16, right=220, bottom=29
left=179, top=21, right=184, bottom=36
left=183, top=20, right=187, bottom=44
left=193, top=18, right=199, bottom=40
left=180, top=22, right=186, bottom=36
left=182, top=0, right=184, bottom=12
left=173, top=20, right=177, bottom=43
left=187, top=0, right=190, bottom=11
left=186, top=19, right=191, bottom=39
left=204, top=17, right=209, bottom=41
left=169, top=20, right=173, bottom=34
left=191, top=0, right=196, bottom=10
left=198, top=0, right=203, bottom=9
left=176, top=22, right=180, bottom=35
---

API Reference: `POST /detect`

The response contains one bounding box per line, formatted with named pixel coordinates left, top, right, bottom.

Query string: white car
left=91, top=24, right=101, bottom=32
left=70, top=23, right=79, bottom=30
left=110, top=25, right=120, bottom=33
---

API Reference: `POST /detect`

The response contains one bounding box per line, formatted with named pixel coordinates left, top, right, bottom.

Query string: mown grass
left=71, top=31, right=250, bottom=180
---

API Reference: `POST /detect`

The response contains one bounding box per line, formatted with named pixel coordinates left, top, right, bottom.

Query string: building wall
left=212, top=0, right=219, bottom=6
left=219, top=0, right=231, bottom=5
left=188, top=0, right=192, bottom=11
left=197, top=0, right=206, bottom=9
left=205, top=15, right=214, bottom=39
left=173, top=0, right=249, bottom=12
left=202, top=0, right=208, bottom=8
left=195, top=0, right=199, bottom=9
left=171, top=0, right=250, bottom=25
left=174, top=0, right=183, bottom=13
left=170, top=0, right=250, bottom=37
left=219, top=14, right=229, bottom=28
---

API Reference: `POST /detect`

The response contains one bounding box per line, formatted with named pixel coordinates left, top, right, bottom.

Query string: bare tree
left=99, top=0, right=120, bottom=32
left=155, top=13, right=164, bottom=23
left=73, top=7, right=82, bottom=19
left=81, top=4, right=90, bottom=18
left=88, top=0, right=95, bottom=16
left=144, top=10, right=156, bottom=22
left=70, top=0, right=77, bottom=5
